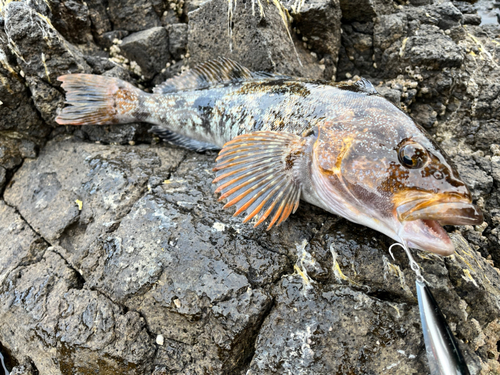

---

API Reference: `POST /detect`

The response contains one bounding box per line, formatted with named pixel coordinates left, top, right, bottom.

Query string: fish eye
left=397, top=141, right=428, bottom=169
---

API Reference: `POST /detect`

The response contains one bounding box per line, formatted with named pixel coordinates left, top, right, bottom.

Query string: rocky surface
left=0, top=0, right=499, bottom=374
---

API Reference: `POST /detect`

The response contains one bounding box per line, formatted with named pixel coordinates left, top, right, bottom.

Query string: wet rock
left=339, top=0, right=393, bottom=22
left=411, top=103, right=437, bottom=128
left=285, top=0, right=342, bottom=79
left=3, top=2, right=91, bottom=84
left=248, top=275, right=426, bottom=374
left=107, top=0, right=162, bottom=32
left=0, top=166, right=6, bottom=189
left=45, top=0, right=93, bottom=44
left=453, top=154, right=494, bottom=200
left=120, top=27, right=170, bottom=80
left=187, top=0, right=323, bottom=78
left=25, top=76, right=65, bottom=127
left=0, top=38, right=50, bottom=139
left=0, top=247, right=156, bottom=374
left=396, top=25, right=464, bottom=70
left=99, top=30, right=130, bottom=49
left=463, top=13, right=482, bottom=25
left=166, top=23, right=188, bottom=60
left=86, top=0, right=112, bottom=37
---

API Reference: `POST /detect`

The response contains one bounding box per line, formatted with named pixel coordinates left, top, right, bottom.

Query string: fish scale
left=56, top=57, right=482, bottom=256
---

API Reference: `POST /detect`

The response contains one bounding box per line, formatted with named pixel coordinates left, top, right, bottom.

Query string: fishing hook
left=388, top=242, right=426, bottom=284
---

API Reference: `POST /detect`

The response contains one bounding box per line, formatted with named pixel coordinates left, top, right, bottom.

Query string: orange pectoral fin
left=212, top=131, right=304, bottom=230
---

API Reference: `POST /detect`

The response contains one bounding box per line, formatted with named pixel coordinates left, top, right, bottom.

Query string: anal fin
left=213, top=131, right=304, bottom=230
left=151, top=127, right=219, bottom=152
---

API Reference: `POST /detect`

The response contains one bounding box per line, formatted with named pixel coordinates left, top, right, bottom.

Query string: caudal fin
left=56, top=74, right=143, bottom=125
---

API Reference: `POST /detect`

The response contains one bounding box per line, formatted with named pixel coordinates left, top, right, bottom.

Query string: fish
left=416, top=279, right=471, bottom=375
left=56, top=57, right=483, bottom=256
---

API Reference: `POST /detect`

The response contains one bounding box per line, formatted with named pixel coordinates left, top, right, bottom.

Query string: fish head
left=311, top=105, right=482, bottom=256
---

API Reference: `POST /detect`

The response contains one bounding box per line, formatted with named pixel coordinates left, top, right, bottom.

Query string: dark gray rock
left=453, top=154, right=494, bottom=200
left=339, top=0, right=394, bottom=22
left=25, top=76, right=65, bottom=127
left=86, top=0, right=112, bottom=37
left=99, top=30, right=130, bottom=49
left=3, top=2, right=91, bottom=84
left=0, top=38, right=50, bottom=139
left=411, top=103, right=437, bottom=128
left=376, top=85, right=402, bottom=106
left=463, top=13, right=482, bottom=25
left=284, top=0, right=342, bottom=79
left=166, top=23, right=188, bottom=60
left=46, top=0, right=93, bottom=44
left=107, top=0, right=162, bottom=32
left=248, top=276, right=426, bottom=374
left=187, top=0, right=323, bottom=78
left=120, top=27, right=170, bottom=80
left=396, top=25, right=464, bottom=70
left=0, top=166, right=6, bottom=189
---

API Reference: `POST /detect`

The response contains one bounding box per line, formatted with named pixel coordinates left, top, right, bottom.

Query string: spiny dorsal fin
left=335, top=78, right=378, bottom=95
left=153, top=57, right=256, bottom=94
left=212, top=131, right=304, bottom=231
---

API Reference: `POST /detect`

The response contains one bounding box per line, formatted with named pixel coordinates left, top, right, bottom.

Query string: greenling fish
left=56, top=57, right=483, bottom=256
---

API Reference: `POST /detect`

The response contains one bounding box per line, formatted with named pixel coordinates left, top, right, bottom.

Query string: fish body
left=416, top=279, right=471, bottom=375
left=56, top=58, right=482, bottom=255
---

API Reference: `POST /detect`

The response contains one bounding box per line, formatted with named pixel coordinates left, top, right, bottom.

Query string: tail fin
left=56, top=74, right=143, bottom=125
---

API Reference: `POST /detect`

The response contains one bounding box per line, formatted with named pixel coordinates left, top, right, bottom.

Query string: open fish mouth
left=395, top=192, right=483, bottom=255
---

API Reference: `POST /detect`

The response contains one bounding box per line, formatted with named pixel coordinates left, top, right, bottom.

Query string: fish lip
left=396, top=193, right=483, bottom=226
left=400, top=219, right=455, bottom=256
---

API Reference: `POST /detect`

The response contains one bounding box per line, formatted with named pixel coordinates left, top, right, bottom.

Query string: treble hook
left=388, top=242, right=426, bottom=284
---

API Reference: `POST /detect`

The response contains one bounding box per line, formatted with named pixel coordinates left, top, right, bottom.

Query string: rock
left=185, top=0, right=209, bottom=13
left=248, top=275, right=426, bottom=374
left=119, top=27, right=170, bottom=80
left=166, top=23, right=188, bottom=60
left=0, top=246, right=156, bottom=374
left=45, top=0, right=93, bottom=44
left=0, top=166, right=6, bottom=189
left=0, top=137, right=25, bottom=171
left=0, top=36, right=50, bottom=139
left=339, top=0, right=393, bottom=22
left=463, top=13, right=482, bottom=25
left=397, top=25, right=464, bottom=70
left=83, top=55, right=117, bottom=74
left=376, top=85, right=402, bottom=106
left=3, top=2, right=91, bottom=84
left=411, top=103, right=437, bottom=128
left=25, top=76, right=65, bottom=127
left=285, top=0, right=342, bottom=79
left=453, top=154, right=494, bottom=200
left=99, top=30, right=130, bottom=48
left=86, top=0, right=112, bottom=37
left=107, top=0, right=162, bottom=32
left=187, top=0, right=323, bottom=78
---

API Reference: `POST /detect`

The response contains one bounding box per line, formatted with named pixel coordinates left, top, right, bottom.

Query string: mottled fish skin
left=137, top=79, right=354, bottom=148
left=56, top=58, right=483, bottom=255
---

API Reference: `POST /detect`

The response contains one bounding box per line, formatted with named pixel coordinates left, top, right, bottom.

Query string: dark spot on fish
left=237, top=80, right=311, bottom=97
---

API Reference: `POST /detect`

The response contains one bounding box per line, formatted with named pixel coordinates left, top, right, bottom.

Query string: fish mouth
left=396, top=192, right=483, bottom=226
left=395, top=191, right=483, bottom=255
